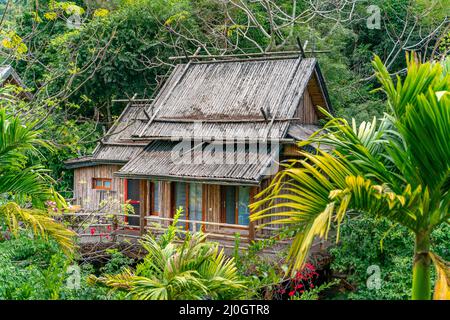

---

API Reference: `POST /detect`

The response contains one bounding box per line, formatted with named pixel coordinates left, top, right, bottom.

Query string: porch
left=61, top=210, right=288, bottom=252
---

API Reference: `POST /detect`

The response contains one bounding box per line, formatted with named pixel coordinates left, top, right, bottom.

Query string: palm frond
left=251, top=54, right=449, bottom=279
left=92, top=227, right=245, bottom=300
left=0, top=202, right=76, bottom=254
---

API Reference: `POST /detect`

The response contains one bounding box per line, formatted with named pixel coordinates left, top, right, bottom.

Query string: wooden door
left=125, top=179, right=141, bottom=226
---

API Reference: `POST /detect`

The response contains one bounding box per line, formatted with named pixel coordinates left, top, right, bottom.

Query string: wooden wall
left=306, top=72, right=328, bottom=119
left=73, top=164, right=124, bottom=212
left=296, top=88, right=319, bottom=124
left=72, top=165, right=291, bottom=235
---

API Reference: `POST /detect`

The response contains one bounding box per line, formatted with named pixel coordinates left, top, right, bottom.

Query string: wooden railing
left=144, top=215, right=284, bottom=243
left=61, top=211, right=290, bottom=250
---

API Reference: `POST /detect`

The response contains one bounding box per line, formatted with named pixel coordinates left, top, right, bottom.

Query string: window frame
left=92, top=178, right=112, bottom=190
left=171, top=182, right=205, bottom=230
left=221, top=186, right=253, bottom=226
left=149, top=181, right=160, bottom=216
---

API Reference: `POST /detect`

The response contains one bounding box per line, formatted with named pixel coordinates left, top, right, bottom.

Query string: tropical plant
left=89, top=209, right=246, bottom=300
left=0, top=234, right=113, bottom=300
left=0, top=95, right=75, bottom=253
left=250, top=53, right=450, bottom=300
left=330, top=216, right=449, bottom=299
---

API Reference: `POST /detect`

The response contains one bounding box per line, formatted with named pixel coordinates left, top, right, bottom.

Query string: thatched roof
left=67, top=55, right=332, bottom=184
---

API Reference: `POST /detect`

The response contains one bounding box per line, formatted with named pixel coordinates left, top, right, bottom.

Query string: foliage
left=291, top=280, right=339, bottom=301
left=89, top=210, right=246, bottom=300
left=100, top=248, right=134, bottom=275
left=0, top=102, right=75, bottom=253
left=330, top=217, right=449, bottom=300
left=0, top=233, right=112, bottom=300
left=233, top=232, right=337, bottom=300
left=250, top=54, right=450, bottom=299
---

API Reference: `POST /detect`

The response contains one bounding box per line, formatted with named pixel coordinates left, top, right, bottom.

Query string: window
left=237, top=186, right=250, bottom=225
left=150, top=181, right=161, bottom=215
left=172, top=182, right=203, bottom=230
left=92, top=178, right=112, bottom=190
left=188, top=183, right=203, bottom=231
left=222, top=186, right=251, bottom=225
left=173, top=182, right=187, bottom=220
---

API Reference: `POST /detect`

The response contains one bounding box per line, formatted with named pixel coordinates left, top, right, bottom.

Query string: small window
left=92, top=178, right=112, bottom=190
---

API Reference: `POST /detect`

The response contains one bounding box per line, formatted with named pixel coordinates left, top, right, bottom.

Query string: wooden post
left=248, top=186, right=258, bottom=242
left=112, top=214, right=118, bottom=242
left=139, top=180, right=148, bottom=236
left=248, top=221, right=255, bottom=242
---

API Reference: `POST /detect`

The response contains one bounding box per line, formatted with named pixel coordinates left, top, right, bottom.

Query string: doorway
left=125, top=179, right=141, bottom=226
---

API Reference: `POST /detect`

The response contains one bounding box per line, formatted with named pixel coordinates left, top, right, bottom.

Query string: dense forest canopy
left=0, top=0, right=448, bottom=192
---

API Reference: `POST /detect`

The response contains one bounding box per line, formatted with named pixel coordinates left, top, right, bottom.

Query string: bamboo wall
left=73, top=164, right=124, bottom=212
left=72, top=164, right=291, bottom=239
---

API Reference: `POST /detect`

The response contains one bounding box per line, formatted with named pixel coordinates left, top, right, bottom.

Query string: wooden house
left=65, top=55, right=332, bottom=243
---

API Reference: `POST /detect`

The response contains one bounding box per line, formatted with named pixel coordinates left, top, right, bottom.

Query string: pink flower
left=90, top=227, right=96, bottom=235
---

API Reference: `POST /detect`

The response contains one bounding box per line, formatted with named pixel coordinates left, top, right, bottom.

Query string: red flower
left=305, top=263, right=315, bottom=271
left=310, top=283, right=314, bottom=288
left=295, top=284, right=303, bottom=289
left=288, top=291, right=296, bottom=297
left=90, top=227, right=96, bottom=235
left=295, top=273, right=304, bottom=281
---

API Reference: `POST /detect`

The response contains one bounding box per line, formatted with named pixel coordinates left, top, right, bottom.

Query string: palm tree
left=0, top=96, right=75, bottom=253
left=90, top=210, right=245, bottom=300
left=250, top=54, right=449, bottom=300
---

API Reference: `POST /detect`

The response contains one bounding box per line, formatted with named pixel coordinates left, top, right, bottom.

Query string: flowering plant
left=277, top=262, right=320, bottom=299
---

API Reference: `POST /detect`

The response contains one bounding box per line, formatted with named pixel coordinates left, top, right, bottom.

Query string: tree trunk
left=412, top=231, right=431, bottom=300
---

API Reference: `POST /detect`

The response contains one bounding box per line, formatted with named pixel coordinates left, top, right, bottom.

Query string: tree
left=89, top=210, right=245, bottom=300
left=0, top=91, right=75, bottom=254
left=250, top=54, right=449, bottom=300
